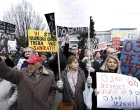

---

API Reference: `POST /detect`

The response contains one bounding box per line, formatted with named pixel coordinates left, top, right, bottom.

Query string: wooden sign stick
left=56, top=26, right=61, bottom=80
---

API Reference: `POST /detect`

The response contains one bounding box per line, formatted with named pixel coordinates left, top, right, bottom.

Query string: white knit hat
left=10, top=47, right=17, bottom=51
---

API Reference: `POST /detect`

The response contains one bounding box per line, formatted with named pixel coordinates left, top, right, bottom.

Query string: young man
left=0, top=55, right=56, bottom=110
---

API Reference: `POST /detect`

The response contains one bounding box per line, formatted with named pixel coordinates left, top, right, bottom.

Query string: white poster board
left=55, top=0, right=90, bottom=27
left=96, top=72, right=140, bottom=109
left=8, top=39, right=17, bottom=53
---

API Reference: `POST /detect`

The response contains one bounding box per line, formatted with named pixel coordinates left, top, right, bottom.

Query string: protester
left=0, top=55, right=56, bottom=110
left=16, top=51, right=26, bottom=70
left=40, top=52, right=50, bottom=69
left=20, top=47, right=35, bottom=69
left=0, top=78, right=18, bottom=110
left=101, top=47, right=116, bottom=66
left=94, top=51, right=102, bottom=65
left=63, top=35, right=76, bottom=59
left=80, top=50, right=101, bottom=78
left=4, top=54, right=14, bottom=68
left=57, top=56, right=92, bottom=110
left=49, top=48, right=67, bottom=81
left=9, top=47, right=20, bottom=66
left=88, top=55, right=122, bottom=110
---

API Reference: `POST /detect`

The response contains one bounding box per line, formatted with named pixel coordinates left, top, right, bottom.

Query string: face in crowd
left=40, top=54, right=47, bottom=62
left=70, top=47, right=78, bottom=55
left=106, top=57, right=118, bottom=71
left=95, top=52, right=101, bottom=60
left=85, top=50, right=93, bottom=61
left=67, top=56, right=79, bottom=71
left=24, top=47, right=35, bottom=58
left=27, top=55, right=42, bottom=74
left=28, top=62, right=42, bottom=74
left=10, top=50, right=17, bottom=55
left=106, top=48, right=116, bottom=56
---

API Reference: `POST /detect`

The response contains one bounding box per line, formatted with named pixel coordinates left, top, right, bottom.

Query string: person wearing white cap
left=9, top=47, right=20, bottom=66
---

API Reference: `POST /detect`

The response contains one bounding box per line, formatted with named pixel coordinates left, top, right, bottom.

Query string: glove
left=87, top=76, right=92, bottom=87
left=57, top=80, right=63, bottom=89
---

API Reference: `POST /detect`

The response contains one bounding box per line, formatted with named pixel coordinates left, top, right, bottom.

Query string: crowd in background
left=0, top=36, right=139, bottom=110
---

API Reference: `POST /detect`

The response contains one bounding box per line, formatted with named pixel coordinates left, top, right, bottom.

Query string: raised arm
left=0, top=58, right=23, bottom=84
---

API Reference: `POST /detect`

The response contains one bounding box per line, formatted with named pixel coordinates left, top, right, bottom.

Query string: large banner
left=28, top=30, right=58, bottom=52
left=45, top=13, right=87, bottom=37
left=0, top=20, right=16, bottom=55
left=97, top=72, right=140, bottom=109
left=120, top=40, right=140, bottom=78
left=55, top=0, right=90, bottom=27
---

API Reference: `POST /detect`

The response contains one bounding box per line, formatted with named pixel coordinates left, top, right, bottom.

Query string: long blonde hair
left=100, top=55, right=122, bottom=74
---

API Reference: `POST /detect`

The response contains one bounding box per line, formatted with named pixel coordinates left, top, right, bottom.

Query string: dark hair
left=94, top=51, right=100, bottom=57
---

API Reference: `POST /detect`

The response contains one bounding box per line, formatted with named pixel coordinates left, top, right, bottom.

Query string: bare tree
left=3, top=0, right=46, bottom=47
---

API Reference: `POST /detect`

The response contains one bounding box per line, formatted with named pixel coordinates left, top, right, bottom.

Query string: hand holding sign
left=96, top=72, right=140, bottom=109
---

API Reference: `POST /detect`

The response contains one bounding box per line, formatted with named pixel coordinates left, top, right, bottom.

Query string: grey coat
left=0, top=79, right=18, bottom=110
left=60, top=68, right=86, bottom=110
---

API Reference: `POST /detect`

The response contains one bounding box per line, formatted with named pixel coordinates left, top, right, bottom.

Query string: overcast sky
left=0, top=0, right=140, bottom=31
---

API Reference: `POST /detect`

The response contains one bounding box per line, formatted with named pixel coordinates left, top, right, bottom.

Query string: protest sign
left=0, top=20, right=16, bottom=55
left=57, top=26, right=87, bottom=37
left=0, top=20, right=15, bottom=33
left=28, top=30, right=58, bottom=52
left=55, top=0, right=90, bottom=27
left=8, top=39, right=17, bottom=53
left=44, top=13, right=56, bottom=37
left=120, top=40, right=140, bottom=78
left=84, top=38, right=99, bottom=50
left=98, top=42, right=107, bottom=50
left=97, top=72, right=140, bottom=109
left=112, top=37, right=120, bottom=49
left=111, top=29, right=137, bottom=41
left=44, top=13, right=88, bottom=37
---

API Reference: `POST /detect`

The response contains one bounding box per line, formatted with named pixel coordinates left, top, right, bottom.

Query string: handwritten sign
left=55, top=0, right=90, bottom=27
left=97, top=72, right=140, bottom=109
left=0, top=21, right=16, bottom=55
left=98, top=42, right=107, bottom=50
left=112, top=37, right=120, bottom=49
left=28, top=30, right=58, bottom=52
left=120, top=40, right=140, bottom=78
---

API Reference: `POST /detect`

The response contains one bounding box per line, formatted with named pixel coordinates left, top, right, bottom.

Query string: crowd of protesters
left=0, top=36, right=139, bottom=110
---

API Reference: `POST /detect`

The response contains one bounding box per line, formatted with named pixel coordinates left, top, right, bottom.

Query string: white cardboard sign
left=55, top=0, right=90, bottom=27
left=96, top=72, right=140, bottom=109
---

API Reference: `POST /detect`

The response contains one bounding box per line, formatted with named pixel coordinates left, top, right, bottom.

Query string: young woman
left=57, top=56, right=87, bottom=110
left=90, top=55, right=122, bottom=110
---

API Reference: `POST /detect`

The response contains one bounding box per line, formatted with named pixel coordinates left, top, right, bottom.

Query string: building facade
left=95, top=28, right=137, bottom=45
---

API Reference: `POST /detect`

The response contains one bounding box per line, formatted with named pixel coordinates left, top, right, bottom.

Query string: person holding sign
left=88, top=55, right=122, bottom=110
left=57, top=56, right=92, bottom=110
